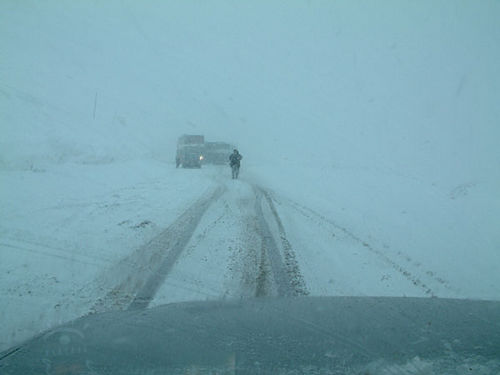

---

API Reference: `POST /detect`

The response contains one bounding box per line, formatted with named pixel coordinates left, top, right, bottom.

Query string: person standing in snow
left=229, top=149, right=243, bottom=179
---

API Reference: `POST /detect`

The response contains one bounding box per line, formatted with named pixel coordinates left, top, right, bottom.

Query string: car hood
left=1, top=296, right=500, bottom=374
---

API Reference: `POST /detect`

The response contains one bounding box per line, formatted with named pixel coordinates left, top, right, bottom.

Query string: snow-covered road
left=2, top=159, right=478, bottom=352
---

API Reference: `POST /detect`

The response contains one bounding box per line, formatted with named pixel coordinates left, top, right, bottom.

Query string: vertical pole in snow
left=93, top=92, right=98, bottom=120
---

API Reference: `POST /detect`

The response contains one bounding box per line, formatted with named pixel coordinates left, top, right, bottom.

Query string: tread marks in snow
left=128, top=186, right=226, bottom=310
left=92, top=183, right=308, bottom=313
left=260, top=188, right=309, bottom=297
left=253, top=186, right=309, bottom=297
left=92, top=186, right=225, bottom=313
left=274, top=194, right=460, bottom=298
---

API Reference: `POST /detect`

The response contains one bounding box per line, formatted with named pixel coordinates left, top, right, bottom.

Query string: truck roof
left=177, top=134, right=204, bottom=145
left=204, top=142, right=232, bottom=150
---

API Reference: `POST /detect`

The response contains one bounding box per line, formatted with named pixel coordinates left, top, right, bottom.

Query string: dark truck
left=176, top=135, right=205, bottom=168
left=202, top=142, right=234, bottom=165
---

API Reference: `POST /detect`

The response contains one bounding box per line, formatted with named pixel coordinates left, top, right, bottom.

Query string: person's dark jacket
left=229, top=152, right=242, bottom=167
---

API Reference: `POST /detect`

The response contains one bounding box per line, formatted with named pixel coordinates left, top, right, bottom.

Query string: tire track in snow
left=272, top=193, right=460, bottom=297
left=259, top=188, right=309, bottom=296
left=128, top=186, right=226, bottom=310
left=230, top=188, right=263, bottom=299
left=254, top=188, right=290, bottom=297
left=92, top=181, right=309, bottom=312
left=91, top=186, right=225, bottom=313
left=253, top=186, right=308, bottom=297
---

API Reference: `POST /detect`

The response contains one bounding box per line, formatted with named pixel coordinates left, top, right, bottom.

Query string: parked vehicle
left=176, top=135, right=204, bottom=168
left=203, top=142, right=234, bottom=165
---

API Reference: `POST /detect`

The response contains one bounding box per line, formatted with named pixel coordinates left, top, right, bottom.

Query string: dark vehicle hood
left=2, top=296, right=500, bottom=374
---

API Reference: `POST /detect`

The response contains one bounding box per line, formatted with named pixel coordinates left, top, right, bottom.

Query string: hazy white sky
left=1, top=0, right=499, bottom=182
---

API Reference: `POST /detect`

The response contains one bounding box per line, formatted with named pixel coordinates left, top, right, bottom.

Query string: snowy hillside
left=1, top=0, right=500, bottom=353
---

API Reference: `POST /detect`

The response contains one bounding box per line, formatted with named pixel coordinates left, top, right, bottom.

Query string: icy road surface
left=0, top=160, right=494, bottom=351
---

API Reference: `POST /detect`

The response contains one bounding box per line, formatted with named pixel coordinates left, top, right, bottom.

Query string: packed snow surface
left=1, top=0, right=499, bottom=352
